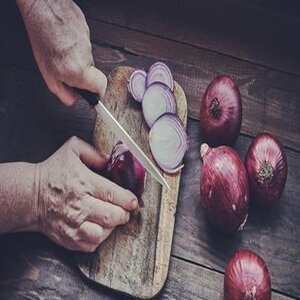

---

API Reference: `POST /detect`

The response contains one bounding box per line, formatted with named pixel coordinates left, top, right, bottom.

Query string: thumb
left=67, top=136, right=108, bottom=170
left=78, top=65, right=107, bottom=101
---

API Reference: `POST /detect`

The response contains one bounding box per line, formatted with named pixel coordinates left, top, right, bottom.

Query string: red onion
left=142, top=82, right=177, bottom=128
left=106, top=142, right=146, bottom=198
left=128, top=69, right=147, bottom=103
left=200, top=143, right=248, bottom=232
left=146, top=61, right=174, bottom=91
left=224, top=249, right=271, bottom=300
left=245, top=133, right=288, bottom=207
left=200, top=75, right=242, bottom=146
left=149, top=113, right=187, bottom=174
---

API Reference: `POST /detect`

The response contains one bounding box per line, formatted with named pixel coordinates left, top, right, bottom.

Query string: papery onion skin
left=245, top=133, right=288, bottom=207
left=224, top=249, right=271, bottom=300
left=142, top=82, right=176, bottom=128
left=147, top=61, right=174, bottom=91
left=149, top=113, right=187, bottom=174
left=128, top=69, right=147, bottom=103
left=200, top=143, right=249, bottom=232
left=106, top=142, right=146, bottom=199
left=200, top=75, right=242, bottom=146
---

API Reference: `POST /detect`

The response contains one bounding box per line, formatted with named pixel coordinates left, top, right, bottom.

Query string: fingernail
left=131, top=198, right=138, bottom=209
left=126, top=213, right=130, bottom=223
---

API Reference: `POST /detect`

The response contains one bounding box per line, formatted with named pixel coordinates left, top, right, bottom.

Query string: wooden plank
left=1, top=2, right=300, bottom=151
left=172, top=120, right=300, bottom=298
left=87, top=20, right=300, bottom=152
left=75, top=66, right=187, bottom=299
left=0, top=234, right=292, bottom=299
left=82, top=0, right=300, bottom=75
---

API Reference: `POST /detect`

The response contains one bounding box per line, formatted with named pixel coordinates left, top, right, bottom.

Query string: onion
left=224, top=249, right=271, bottom=300
left=128, top=69, right=147, bottom=102
left=245, top=133, right=288, bottom=207
left=147, top=61, right=174, bottom=91
left=200, top=143, right=249, bottom=232
left=149, top=113, right=187, bottom=174
left=106, top=142, right=146, bottom=198
left=142, top=83, right=177, bottom=128
left=200, top=75, right=242, bottom=146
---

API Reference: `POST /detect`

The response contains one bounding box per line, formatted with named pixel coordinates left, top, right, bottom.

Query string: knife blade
left=75, top=88, right=170, bottom=190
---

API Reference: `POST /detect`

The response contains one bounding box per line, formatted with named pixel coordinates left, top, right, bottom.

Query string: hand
left=17, top=0, right=107, bottom=106
left=37, top=137, right=138, bottom=252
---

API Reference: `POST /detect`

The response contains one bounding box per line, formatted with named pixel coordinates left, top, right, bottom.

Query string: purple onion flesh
left=147, top=62, right=174, bottom=91
left=128, top=69, right=147, bottom=103
left=149, top=113, right=187, bottom=174
left=142, top=82, right=177, bottom=128
left=106, top=142, right=146, bottom=198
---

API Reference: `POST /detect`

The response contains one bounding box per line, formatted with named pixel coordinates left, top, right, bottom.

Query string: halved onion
left=142, top=83, right=176, bottom=128
left=149, top=113, right=187, bottom=174
left=146, top=62, right=174, bottom=91
left=128, top=69, right=147, bottom=102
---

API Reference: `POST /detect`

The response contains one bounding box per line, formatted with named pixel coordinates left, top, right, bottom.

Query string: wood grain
left=1, top=1, right=300, bottom=152
left=83, top=0, right=300, bottom=75
left=86, top=19, right=300, bottom=152
left=0, top=234, right=293, bottom=300
left=75, top=66, right=187, bottom=299
left=172, top=120, right=300, bottom=298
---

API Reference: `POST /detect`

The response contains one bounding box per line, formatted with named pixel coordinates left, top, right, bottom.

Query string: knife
left=76, top=88, right=170, bottom=190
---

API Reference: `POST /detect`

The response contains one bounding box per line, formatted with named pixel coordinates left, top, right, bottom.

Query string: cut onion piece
left=147, top=62, right=174, bottom=91
left=149, top=113, right=187, bottom=174
left=142, top=83, right=176, bottom=128
left=128, top=69, right=147, bottom=102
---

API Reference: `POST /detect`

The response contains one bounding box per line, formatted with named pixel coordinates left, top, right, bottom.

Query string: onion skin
left=200, top=143, right=249, bottom=232
left=245, top=133, right=288, bottom=207
left=200, top=75, right=242, bottom=146
left=224, top=249, right=271, bottom=300
left=106, top=142, right=146, bottom=199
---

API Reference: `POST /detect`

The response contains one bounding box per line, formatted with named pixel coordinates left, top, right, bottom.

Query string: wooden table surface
left=0, top=0, right=299, bottom=299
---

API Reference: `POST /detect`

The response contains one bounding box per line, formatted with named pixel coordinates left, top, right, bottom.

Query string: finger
left=84, top=195, right=130, bottom=227
left=77, top=65, right=107, bottom=101
left=78, top=221, right=113, bottom=248
left=53, top=81, right=81, bottom=107
left=86, top=171, right=139, bottom=211
left=67, top=136, right=108, bottom=170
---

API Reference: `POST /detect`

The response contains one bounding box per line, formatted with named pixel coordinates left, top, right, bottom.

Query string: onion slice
left=149, top=113, right=187, bottom=174
left=128, top=69, right=147, bottom=102
left=147, top=62, right=174, bottom=91
left=142, top=83, right=177, bottom=128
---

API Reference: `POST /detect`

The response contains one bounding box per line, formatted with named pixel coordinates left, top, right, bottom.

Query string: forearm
left=0, top=162, right=39, bottom=234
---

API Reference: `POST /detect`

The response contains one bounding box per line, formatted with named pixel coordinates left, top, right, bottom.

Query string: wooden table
left=0, top=0, right=299, bottom=299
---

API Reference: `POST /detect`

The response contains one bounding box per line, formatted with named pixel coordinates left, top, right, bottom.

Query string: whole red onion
left=106, top=142, right=146, bottom=198
left=200, top=75, right=242, bottom=146
left=200, top=143, right=249, bottom=232
left=245, top=133, right=288, bottom=207
left=224, top=249, right=271, bottom=300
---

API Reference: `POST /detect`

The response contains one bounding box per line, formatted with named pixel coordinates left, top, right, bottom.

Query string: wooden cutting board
left=75, top=66, right=187, bottom=299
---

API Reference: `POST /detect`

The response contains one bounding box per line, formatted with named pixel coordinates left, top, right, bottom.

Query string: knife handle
left=75, top=88, right=99, bottom=106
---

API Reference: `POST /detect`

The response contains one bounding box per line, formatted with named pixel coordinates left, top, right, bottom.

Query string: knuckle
left=104, top=187, right=116, bottom=204
left=66, top=60, right=86, bottom=81
left=101, top=211, right=113, bottom=227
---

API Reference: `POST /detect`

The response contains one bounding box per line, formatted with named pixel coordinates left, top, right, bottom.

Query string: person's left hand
left=17, top=0, right=107, bottom=106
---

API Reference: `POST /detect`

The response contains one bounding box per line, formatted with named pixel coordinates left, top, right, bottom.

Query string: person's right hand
left=37, top=136, right=138, bottom=252
left=17, top=0, right=107, bottom=106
